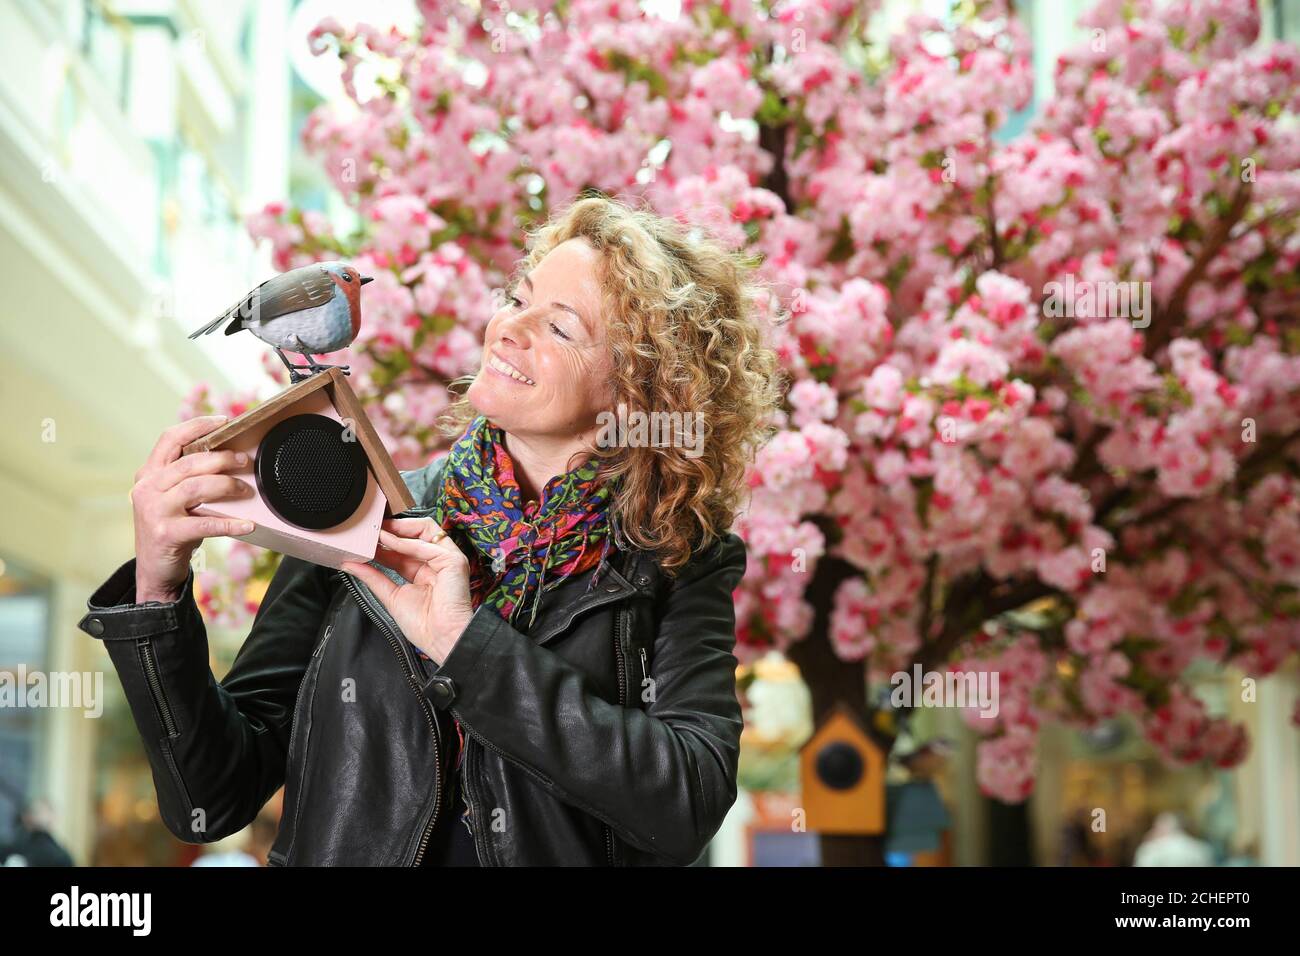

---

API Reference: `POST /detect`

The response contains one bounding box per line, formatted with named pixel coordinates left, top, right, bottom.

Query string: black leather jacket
left=77, top=457, right=746, bottom=866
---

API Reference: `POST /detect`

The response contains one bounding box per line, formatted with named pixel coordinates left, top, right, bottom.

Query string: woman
left=78, top=195, right=781, bottom=866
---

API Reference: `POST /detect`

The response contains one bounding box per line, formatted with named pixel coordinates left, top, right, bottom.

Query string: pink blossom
left=976, top=729, right=1037, bottom=803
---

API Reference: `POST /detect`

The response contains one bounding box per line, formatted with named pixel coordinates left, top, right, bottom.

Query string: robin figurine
left=189, top=260, right=373, bottom=383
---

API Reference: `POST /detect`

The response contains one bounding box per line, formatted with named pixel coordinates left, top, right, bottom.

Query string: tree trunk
left=986, top=796, right=1035, bottom=866
left=784, top=555, right=886, bottom=866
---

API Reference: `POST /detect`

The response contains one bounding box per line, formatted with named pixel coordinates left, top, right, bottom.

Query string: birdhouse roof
left=801, top=702, right=892, bottom=756
left=181, top=368, right=415, bottom=513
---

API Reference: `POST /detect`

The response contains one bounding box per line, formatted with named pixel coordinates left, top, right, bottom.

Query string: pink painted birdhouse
left=180, top=368, right=416, bottom=569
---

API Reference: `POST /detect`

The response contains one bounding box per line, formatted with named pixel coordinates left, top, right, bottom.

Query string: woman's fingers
left=378, top=528, right=443, bottom=562
left=380, top=520, right=472, bottom=582
left=377, top=530, right=460, bottom=578
left=165, top=473, right=252, bottom=512
left=155, top=448, right=247, bottom=495
left=383, top=517, right=450, bottom=542
left=171, top=515, right=256, bottom=541
left=140, top=416, right=228, bottom=477
left=373, top=539, right=427, bottom=582
left=376, top=529, right=468, bottom=587
left=379, top=528, right=466, bottom=563
left=340, top=560, right=403, bottom=608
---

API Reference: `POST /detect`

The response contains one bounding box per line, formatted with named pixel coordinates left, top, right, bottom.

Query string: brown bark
left=758, top=120, right=792, bottom=210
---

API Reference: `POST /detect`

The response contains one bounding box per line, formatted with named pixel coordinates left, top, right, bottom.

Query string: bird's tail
left=188, top=308, right=241, bottom=339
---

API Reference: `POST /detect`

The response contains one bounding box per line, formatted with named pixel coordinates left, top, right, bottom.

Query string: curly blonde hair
left=442, top=194, right=782, bottom=573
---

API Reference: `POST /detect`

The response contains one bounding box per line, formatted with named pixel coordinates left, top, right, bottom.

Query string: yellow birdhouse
left=799, top=703, right=887, bottom=835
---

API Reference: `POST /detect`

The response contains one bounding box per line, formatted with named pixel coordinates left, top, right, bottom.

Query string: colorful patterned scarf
left=426, top=414, right=616, bottom=631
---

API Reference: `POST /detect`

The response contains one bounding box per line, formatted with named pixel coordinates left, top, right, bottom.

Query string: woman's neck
left=501, top=429, right=590, bottom=503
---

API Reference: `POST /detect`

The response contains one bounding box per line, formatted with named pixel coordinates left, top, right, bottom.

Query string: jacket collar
left=530, top=562, right=637, bottom=646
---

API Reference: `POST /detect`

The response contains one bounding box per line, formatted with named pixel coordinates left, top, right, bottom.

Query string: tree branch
left=1183, top=528, right=1275, bottom=616
left=1144, top=183, right=1253, bottom=357
left=987, top=173, right=1003, bottom=270
left=918, top=554, right=940, bottom=643
left=758, top=119, right=792, bottom=211
left=912, top=426, right=1299, bottom=675
left=1235, top=427, right=1300, bottom=490
left=914, top=572, right=1059, bottom=672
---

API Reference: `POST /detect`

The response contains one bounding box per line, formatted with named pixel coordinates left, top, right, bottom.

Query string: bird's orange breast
left=329, top=271, right=364, bottom=336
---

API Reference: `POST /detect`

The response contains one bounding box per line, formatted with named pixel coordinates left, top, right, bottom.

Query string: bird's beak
left=359, top=275, right=374, bottom=285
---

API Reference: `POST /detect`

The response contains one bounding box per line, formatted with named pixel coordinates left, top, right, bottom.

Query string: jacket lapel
left=530, top=563, right=639, bottom=647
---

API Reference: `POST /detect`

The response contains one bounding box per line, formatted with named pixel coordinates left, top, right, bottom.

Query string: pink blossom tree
left=188, top=0, right=1300, bottom=826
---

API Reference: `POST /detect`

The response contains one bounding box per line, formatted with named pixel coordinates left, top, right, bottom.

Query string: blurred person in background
left=1222, top=839, right=1260, bottom=866
left=1133, top=812, right=1214, bottom=867
left=1058, top=807, right=1104, bottom=867
left=248, top=808, right=279, bottom=865
left=0, top=797, right=74, bottom=867
left=190, top=830, right=259, bottom=867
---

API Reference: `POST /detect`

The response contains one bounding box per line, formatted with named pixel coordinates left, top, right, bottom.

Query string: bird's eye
left=342, top=273, right=352, bottom=282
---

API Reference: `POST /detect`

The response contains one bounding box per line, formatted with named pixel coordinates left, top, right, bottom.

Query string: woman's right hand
left=131, top=415, right=257, bottom=603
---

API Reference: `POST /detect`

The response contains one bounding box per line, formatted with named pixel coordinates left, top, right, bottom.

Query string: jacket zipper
left=449, top=706, right=563, bottom=863
left=339, top=573, right=444, bottom=866
left=614, top=609, right=627, bottom=705
left=606, top=607, right=628, bottom=866
left=605, top=548, right=643, bottom=865
left=139, top=641, right=178, bottom=738
left=282, top=622, right=335, bottom=862
left=407, top=674, right=445, bottom=865
left=137, top=640, right=200, bottom=833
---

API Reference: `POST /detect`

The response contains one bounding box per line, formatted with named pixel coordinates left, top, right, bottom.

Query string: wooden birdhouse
left=180, top=368, right=415, bottom=569
left=799, top=703, right=887, bottom=835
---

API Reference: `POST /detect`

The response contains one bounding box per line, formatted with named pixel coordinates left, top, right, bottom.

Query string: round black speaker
left=815, top=741, right=865, bottom=791
left=254, top=413, right=369, bottom=530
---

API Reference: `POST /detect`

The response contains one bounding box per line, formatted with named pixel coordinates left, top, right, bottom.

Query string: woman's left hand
left=341, top=517, right=475, bottom=665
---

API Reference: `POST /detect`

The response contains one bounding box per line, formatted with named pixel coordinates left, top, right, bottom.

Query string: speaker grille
left=274, top=428, right=358, bottom=513
left=255, top=414, right=369, bottom=530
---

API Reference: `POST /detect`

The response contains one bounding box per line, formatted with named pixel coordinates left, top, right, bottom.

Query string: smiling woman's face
left=466, top=237, right=614, bottom=443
